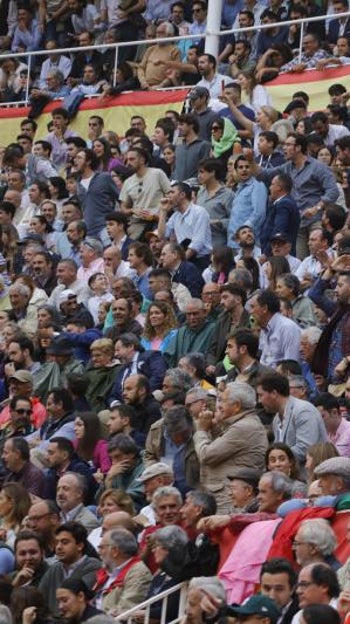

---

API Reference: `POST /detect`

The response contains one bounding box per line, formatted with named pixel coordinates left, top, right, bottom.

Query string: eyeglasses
left=211, top=126, right=220, bottom=131
left=296, top=581, right=316, bottom=588
left=14, top=408, right=32, bottom=416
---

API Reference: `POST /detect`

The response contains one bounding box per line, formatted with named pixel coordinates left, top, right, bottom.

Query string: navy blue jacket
left=172, top=261, right=204, bottom=298
left=109, top=350, right=168, bottom=403
left=328, top=17, right=350, bottom=44
left=260, top=194, right=300, bottom=256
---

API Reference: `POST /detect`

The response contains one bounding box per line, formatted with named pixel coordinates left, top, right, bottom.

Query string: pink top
left=73, top=439, right=111, bottom=473
left=329, top=417, right=350, bottom=457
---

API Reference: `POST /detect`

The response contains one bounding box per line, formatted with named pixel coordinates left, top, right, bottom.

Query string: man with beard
left=122, top=374, right=162, bottom=444
left=32, top=251, right=57, bottom=296
left=233, top=225, right=262, bottom=263
left=206, top=285, right=250, bottom=374
left=11, top=531, right=49, bottom=588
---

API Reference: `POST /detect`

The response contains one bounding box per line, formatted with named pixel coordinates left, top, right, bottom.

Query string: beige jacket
left=193, top=408, right=268, bottom=513
left=102, top=560, right=152, bottom=615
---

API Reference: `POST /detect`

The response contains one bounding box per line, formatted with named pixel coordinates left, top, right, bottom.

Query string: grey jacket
left=39, top=555, right=101, bottom=615
left=272, top=396, right=328, bottom=464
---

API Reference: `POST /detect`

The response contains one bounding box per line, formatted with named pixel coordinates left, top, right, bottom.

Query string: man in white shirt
left=295, top=227, right=333, bottom=291
left=196, top=53, right=232, bottom=98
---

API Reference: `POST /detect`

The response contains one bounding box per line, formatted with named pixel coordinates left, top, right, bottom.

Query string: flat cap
left=314, top=456, right=350, bottom=479
left=137, top=462, right=174, bottom=483
left=227, top=467, right=260, bottom=489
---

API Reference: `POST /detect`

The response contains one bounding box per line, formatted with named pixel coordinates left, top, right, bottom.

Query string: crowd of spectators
left=0, top=1, right=350, bottom=624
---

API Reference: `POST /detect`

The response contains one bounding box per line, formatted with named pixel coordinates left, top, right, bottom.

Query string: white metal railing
left=1, top=9, right=349, bottom=109
left=114, top=581, right=188, bottom=624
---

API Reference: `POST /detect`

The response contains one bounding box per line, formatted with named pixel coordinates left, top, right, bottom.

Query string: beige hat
left=137, top=462, right=174, bottom=483
left=9, top=370, right=33, bottom=384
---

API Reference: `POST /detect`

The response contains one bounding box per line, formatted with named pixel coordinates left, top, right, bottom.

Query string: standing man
left=260, top=173, right=300, bottom=258
left=188, top=86, right=219, bottom=141
left=158, top=182, right=212, bottom=272
left=196, top=53, right=232, bottom=98
left=258, top=133, right=339, bottom=259
left=257, top=372, right=327, bottom=465
left=119, top=147, right=171, bottom=240
left=250, top=290, right=301, bottom=368
left=173, top=114, right=211, bottom=181
left=75, top=148, right=119, bottom=245
left=193, top=381, right=268, bottom=513
left=228, top=155, right=268, bottom=250
left=44, top=108, right=77, bottom=170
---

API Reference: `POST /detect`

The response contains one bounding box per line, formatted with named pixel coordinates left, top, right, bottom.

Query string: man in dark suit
left=109, top=333, right=167, bottom=403
left=327, top=0, right=350, bottom=45
left=260, top=558, right=299, bottom=624
left=260, top=172, right=300, bottom=257
left=160, top=242, right=204, bottom=298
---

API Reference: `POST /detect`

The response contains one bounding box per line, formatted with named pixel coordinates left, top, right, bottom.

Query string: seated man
left=280, top=33, right=330, bottom=73
left=94, top=528, right=152, bottom=615
left=103, top=434, right=145, bottom=511
left=145, top=405, right=200, bottom=494
left=42, top=437, right=98, bottom=504
left=11, top=530, right=49, bottom=588
left=109, top=333, right=167, bottom=403
left=121, top=374, right=162, bottom=445
left=39, top=521, right=101, bottom=616
left=56, top=473, right=99, bottom=533
left=2, top=437, right=44, bottom=497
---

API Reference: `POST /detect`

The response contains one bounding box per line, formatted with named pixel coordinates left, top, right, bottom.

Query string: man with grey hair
left=163, top=368, right=194, bottom=395
left=293, top=518, right=337, bottom=568
left=56, top=472, right=99, bottom=533
left=95, top=528, right=151, bottom=615
left=300, top=326, right=323, bottom=399
left=164, top=299, right=215, bottom=368
left=184, top=577, right=227, bottom=624
left=9, top=281, right=41, bottom=338
left=145, top=406, right=200, bottom=493
left=77, top=237, right=105, bottom=284
left=185, top=387, right=209, bottom=419
left=193, top=381, right=268, bottom=513
left=198, top=471, right=292, bottom=532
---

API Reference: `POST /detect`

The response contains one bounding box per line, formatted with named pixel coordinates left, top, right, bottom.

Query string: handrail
left=1, top=9, right=349, bottom=108
left=114, top=581, right=188, bottom=624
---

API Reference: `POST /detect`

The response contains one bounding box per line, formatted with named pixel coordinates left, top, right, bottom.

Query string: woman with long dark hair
left=73, top=411, right=110, bottom=474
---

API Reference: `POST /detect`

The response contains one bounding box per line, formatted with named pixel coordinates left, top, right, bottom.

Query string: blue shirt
left=259, top=312, right=301, bottom=368
left=227, top=177, right=267, bottom=248
left=166, top=203, right=212, bottom=257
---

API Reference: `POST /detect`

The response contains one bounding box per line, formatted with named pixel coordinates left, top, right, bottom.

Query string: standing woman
left=263, top=256, right=290, bottom=291
left=73, top=412, right=111, bottom=475
left=197, top=158, right=234, bottom=248
left=47, top=176, right=68, bottom=218
left=92, top=137, right=121, bottom=172
left=237, top=71, right=272, bottom=112
left=211, top=117, right=240, bottom=167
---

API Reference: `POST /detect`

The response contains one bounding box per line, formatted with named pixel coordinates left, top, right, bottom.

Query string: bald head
left=102, top=511, right=136, bottom=534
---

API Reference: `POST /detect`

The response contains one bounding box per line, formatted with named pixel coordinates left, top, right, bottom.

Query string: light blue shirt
left=259, top=312, right=301, bottom=368
left=228, top=177, right=267, bottom=249
left=165, top=202, right=212, bottom=257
